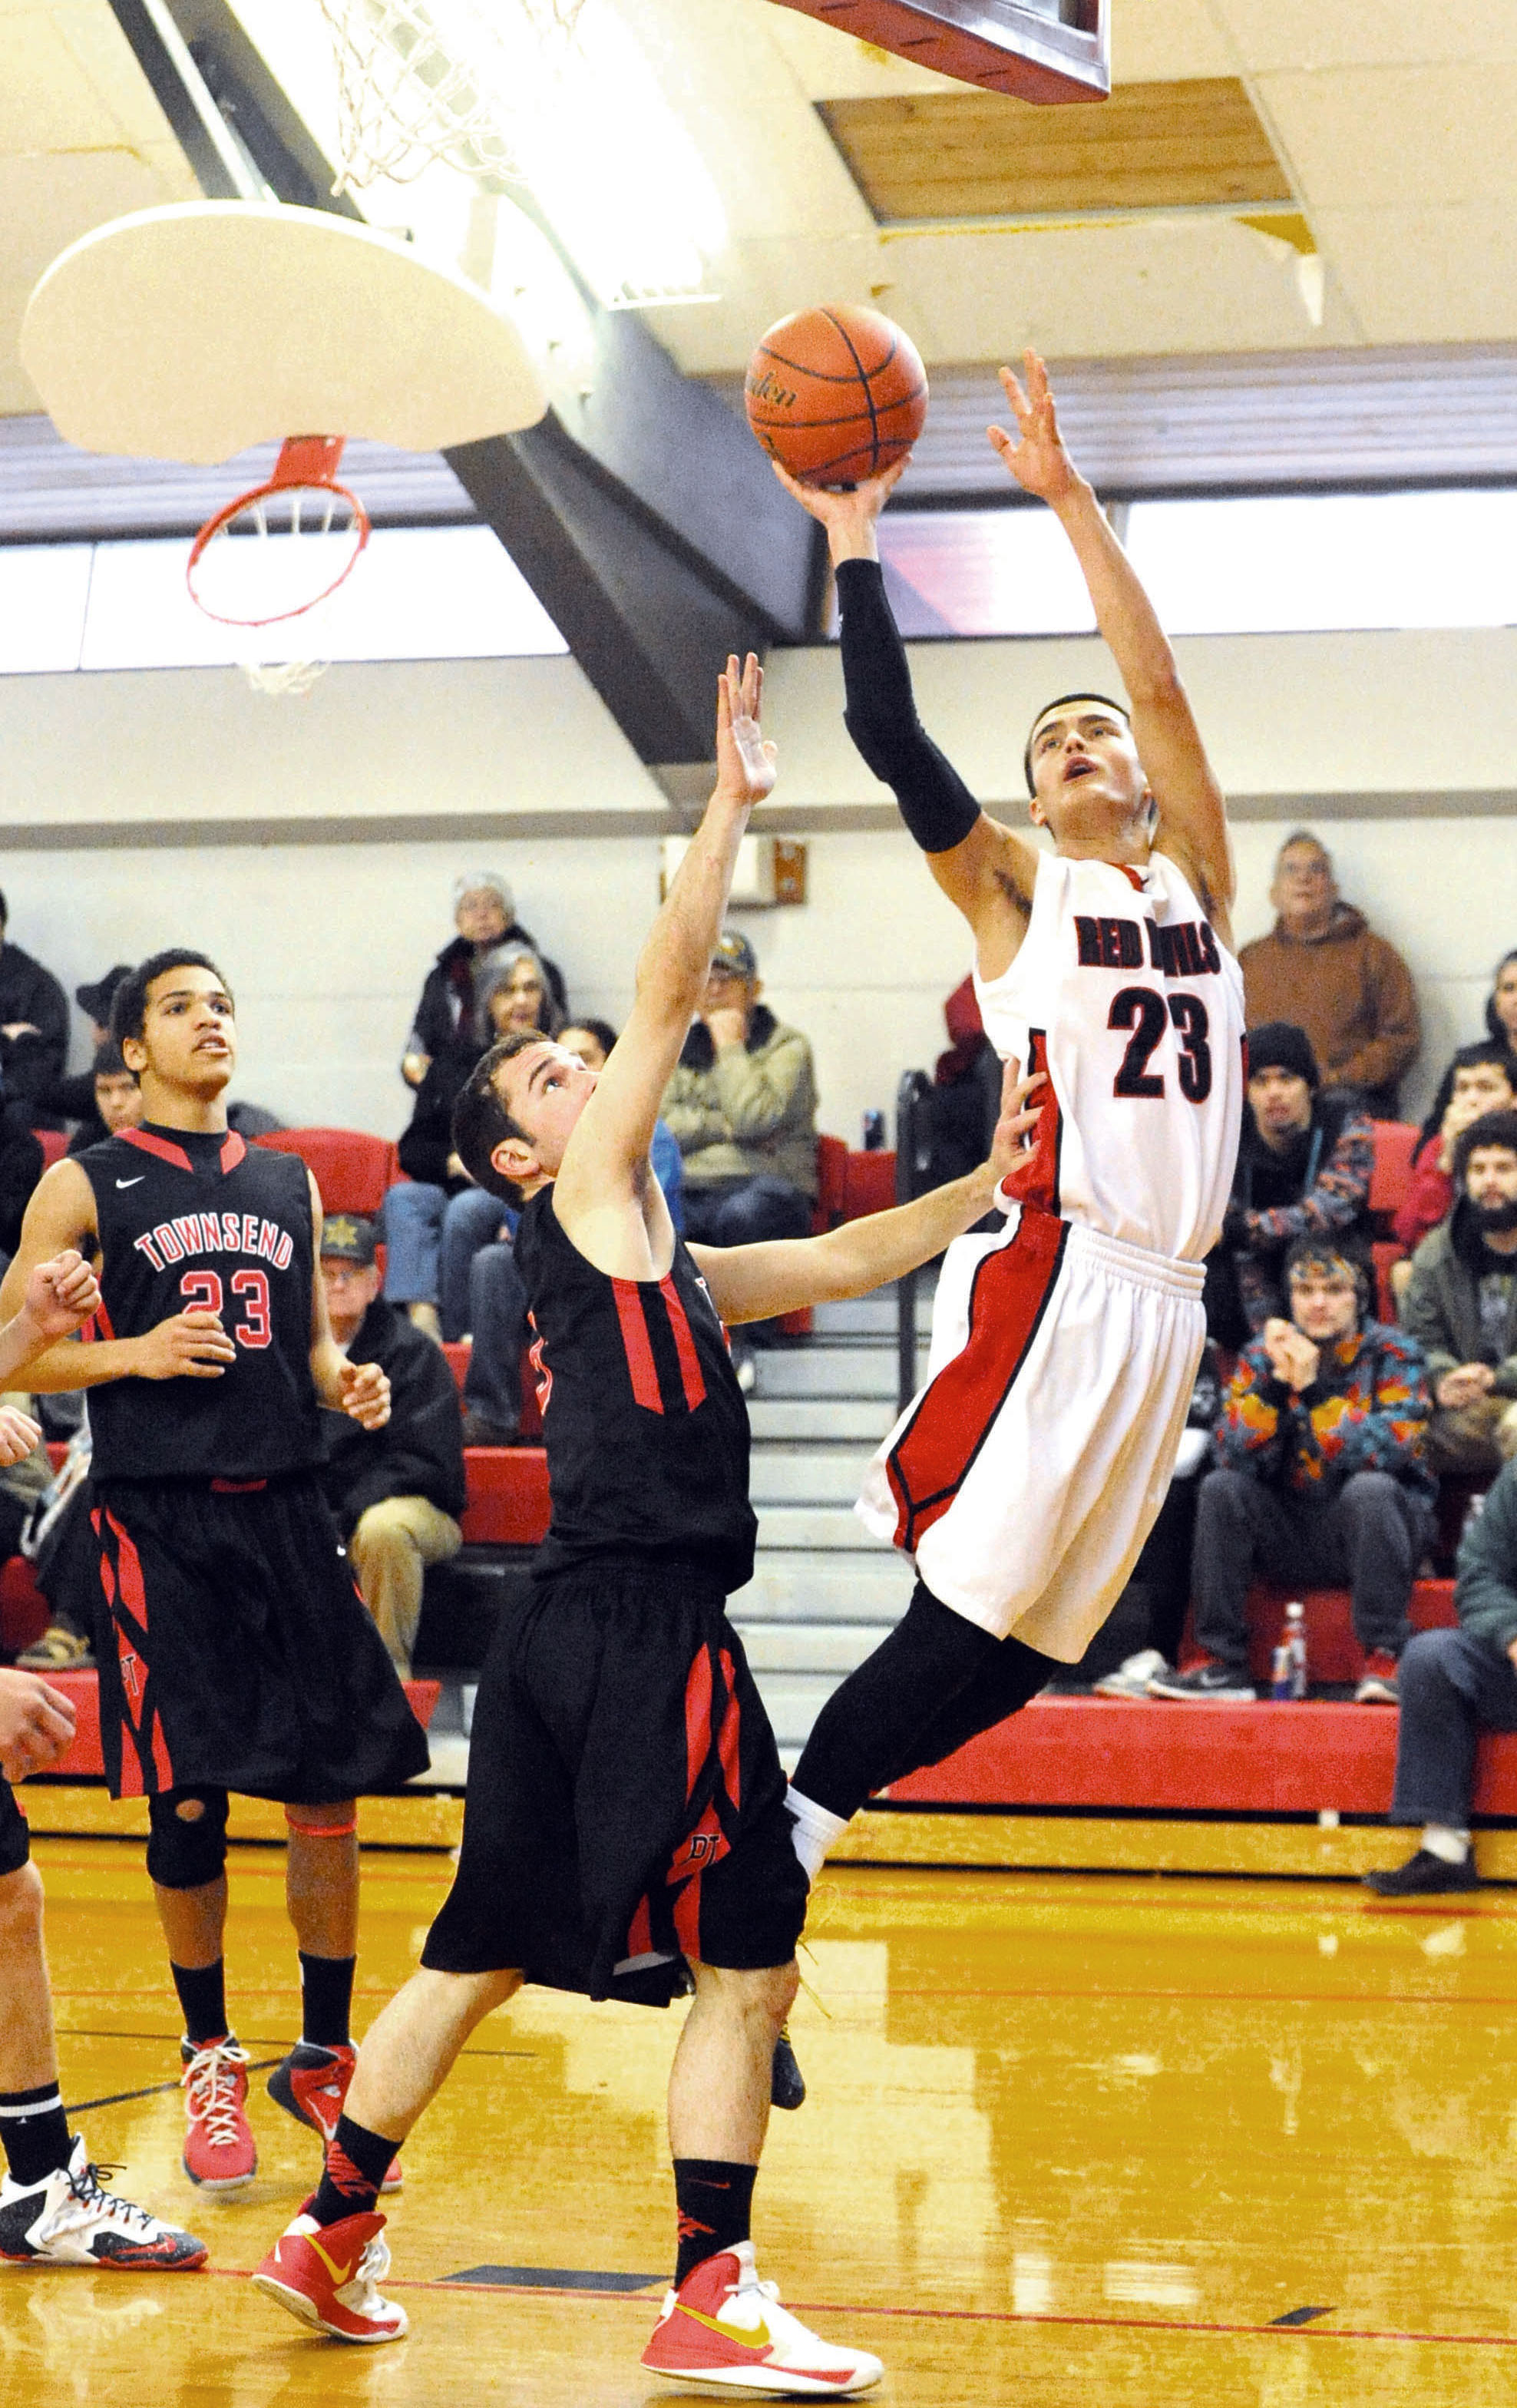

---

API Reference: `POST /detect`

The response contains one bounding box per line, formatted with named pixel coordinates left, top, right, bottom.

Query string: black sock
left=673, top=2158, right=757, bottom=2288
left=299, top=1952, right=356, bottom=2050
left=0, top=2085, right=73, bottom=2187
left=309, top=2112, right=397, bottom=2228
left=171, top=1959, right=229, bottom=2048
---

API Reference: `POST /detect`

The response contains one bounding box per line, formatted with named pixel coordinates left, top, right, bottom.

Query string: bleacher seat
left=35, top=1129, right=69, bottom=1169
left=1367, top=1118, right=1419, bottom=1319
left=256, top=1126, right=399, bottom=1216
left=459, top=1447, right=550, bottom=1546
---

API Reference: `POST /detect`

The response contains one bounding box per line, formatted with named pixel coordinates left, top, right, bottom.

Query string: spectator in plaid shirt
left=1152, top=1234, right=1434, bottom=1705
left=1205, top=1021, right=1374, bottom=1345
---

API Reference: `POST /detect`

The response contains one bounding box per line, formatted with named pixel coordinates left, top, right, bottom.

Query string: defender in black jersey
left=0, top=1245, right=206, bottom=2270
left=1, top=950, right=428, bottom=2203
left=253, top=660, right=1039, bottom=2385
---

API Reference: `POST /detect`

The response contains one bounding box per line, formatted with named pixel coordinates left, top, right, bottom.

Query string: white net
left=316, top=0, right=587, bottom=194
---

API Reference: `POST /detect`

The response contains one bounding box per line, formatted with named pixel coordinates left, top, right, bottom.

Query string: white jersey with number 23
left=975, top=848, right=1245, bottom=1263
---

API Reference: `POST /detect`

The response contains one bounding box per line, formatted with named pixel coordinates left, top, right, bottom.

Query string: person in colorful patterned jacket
left=1152, top=1232, right=1435, bottom=1705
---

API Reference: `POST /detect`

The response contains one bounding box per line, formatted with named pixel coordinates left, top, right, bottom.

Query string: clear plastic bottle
left=1271, top=1601, right=1308, bottom=1701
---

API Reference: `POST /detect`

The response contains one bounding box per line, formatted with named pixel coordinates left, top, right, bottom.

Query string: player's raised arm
left=990, top=351, right=1234, bottom=940
left=693, top=1059, right=1046, bottom=1325
left=555, top=654, right=775, bottom=1222
left=771, top=457, right=1039, bottom=977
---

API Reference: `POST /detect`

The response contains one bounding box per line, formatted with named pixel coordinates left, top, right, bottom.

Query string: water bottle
left=861, top=1108, right=886, bottom=1151
left=1271, top=1601, right=1308, bottom=1702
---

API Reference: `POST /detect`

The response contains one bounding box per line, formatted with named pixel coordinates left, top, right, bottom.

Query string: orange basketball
left=745, top=304, right=928, bottom=488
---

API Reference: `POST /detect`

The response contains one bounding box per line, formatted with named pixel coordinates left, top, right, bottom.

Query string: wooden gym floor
left=8, top=1834, right=1517, bottom=2405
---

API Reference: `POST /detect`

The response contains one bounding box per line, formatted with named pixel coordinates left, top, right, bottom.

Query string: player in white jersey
left=771, top=354, right=1244, bottom=1877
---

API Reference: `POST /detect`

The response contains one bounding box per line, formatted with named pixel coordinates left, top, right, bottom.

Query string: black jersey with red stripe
left=76, top=1123, right=324, bottom=1483
left=514, top=1186, right=755, bottom=1593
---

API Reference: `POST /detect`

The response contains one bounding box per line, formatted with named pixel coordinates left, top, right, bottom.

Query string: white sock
left=785, top=1787, right=850, bottom=1885
left=1422, top=1824, right=1471, bottom=1866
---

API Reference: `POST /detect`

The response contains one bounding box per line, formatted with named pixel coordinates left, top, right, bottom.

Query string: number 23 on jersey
left=180, top=1266, right=272, bottom=1348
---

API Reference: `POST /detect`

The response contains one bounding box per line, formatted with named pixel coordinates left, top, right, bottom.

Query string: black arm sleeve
left=835, top=557, right=982, bottom=855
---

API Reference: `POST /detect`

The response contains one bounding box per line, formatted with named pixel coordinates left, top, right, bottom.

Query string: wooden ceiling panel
left=821, top=79, right=1294, bottom=220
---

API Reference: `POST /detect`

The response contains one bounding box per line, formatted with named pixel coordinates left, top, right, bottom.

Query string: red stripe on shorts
left=684, top=1645, right=713, bottom=1801
left=610, top=1279, right=663, bottom=1413
left=717, top=1650, right=741, bottom=1814
left=659, top=1277, right=707, bottom=1411
left=885, top=1206, right=1067, bottom=1554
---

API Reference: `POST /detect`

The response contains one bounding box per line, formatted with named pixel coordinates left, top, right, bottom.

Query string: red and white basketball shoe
left=251, top=2208, right=407, bottom=2343
left=266, top=2043, right=402, bottom=2191
left=180, top=2036, right=257, bottom=2191
left=641, top=2241, right=883, bottom=2394
left=0, top=2137, right=207, bottom=2269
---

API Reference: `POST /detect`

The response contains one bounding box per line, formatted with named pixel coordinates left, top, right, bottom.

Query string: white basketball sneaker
left=641, top=2239, right=883, bottom=2394
left=0, top=2136, right=207, bottom=2269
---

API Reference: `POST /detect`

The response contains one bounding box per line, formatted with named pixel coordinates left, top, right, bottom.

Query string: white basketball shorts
left=856, top=1203, right=1206, bottom=1658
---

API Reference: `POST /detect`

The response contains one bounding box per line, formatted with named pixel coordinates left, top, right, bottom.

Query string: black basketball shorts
left=421, top=1559, right=808, bottom=2004
left=91, top=1472, right=430, bottom=1804
left=0, top=1776, right=29, bottom=1877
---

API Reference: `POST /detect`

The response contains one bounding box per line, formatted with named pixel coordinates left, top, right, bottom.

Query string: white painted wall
left=1, top=625, right=1513, bottom=1147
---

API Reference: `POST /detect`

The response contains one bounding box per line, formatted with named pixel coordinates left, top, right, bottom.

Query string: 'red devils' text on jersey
left=76, top=1123, right=324, bottom=1481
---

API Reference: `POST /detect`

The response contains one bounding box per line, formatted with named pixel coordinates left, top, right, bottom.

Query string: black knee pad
left=146, top=1788, right=230, bottom=1890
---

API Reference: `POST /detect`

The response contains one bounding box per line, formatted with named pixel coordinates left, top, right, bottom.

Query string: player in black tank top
left=256, top=660, right=1038, bottom=2379
left=514, top=1183, right=755, bottom=1590
left=0, top=950, right=427, bottom=2204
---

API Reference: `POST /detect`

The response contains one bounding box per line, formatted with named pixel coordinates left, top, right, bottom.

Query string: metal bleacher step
left=732, top=1621, right=887, bottom=1676
left=749, top=1672, right=851, bottom=1749
left=756, top=1503, right=895, bottom=1552
left=748, top=1447, right=877, bottom=1505
left=811, top=1291, right=935, bottom=1338
left=747, top=1397, right=894, bottom=1444
left=728, top=1548, right=912, bottom=1623
left=753, top=1345, right=925, bottom=1399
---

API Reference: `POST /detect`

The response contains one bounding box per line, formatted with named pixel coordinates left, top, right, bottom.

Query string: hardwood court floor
left=8, top=1836, right=1517, bottom=2406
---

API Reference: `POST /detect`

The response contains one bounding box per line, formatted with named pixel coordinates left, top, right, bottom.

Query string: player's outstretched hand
left=987, top=1057, right=1047, bottom=1190
left=339, top=1358, right=391, bottom=1431
left=0, top=1404, right=42, bottom=1467
left=768, top=452, right=910, bottom=550
left=19, top=1248, right=101, bottom=1345
left=0, top=1666, right=77, bottom=1783
left=987, top=350, right=1078, bottom=508
left=135, top=1308, right=237, bottom=1380
left=714, top=653, right=778, bottom=810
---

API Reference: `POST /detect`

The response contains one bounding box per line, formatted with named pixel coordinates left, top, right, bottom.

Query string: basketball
left=744, top=303, right=928, bottom=487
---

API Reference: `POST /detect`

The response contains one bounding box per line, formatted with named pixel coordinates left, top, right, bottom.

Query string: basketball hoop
left=316, top=0, right=587, bottom=194
left=187, top=434, right=370, bottom=697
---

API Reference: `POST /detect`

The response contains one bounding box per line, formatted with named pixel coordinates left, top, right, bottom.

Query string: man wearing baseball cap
left=659, top=929, right=818, bottom=1375
left=318, top=1214, right=467, bottom=1680
left=1208, top=1019, right=1375, bottom=1345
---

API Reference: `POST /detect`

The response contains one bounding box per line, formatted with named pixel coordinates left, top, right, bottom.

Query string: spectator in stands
left=1367, top=1443, right=1517, bottom=1895
left=1394, top=1042, right=1517, bottom=1262
left=456, top=1019, right=684, bottom=1444
left=316, top=1212, right=466, bottom=1681
left=385, top=944, right=565, bottom=1338
left=1400, top=1110, right=1517, bottom=1479
left=35, top=966, right=134, bottom=1130
left=0, top=1394, right=55, bottom=1661
left=662, top=928, right=818, bottom=1253
left=1206, top=1022, right=1373, bottom=1345
left=0, top=1106, right=43, bottom=1273
left=401, top=874, right=567, bottom=1091
left=1239, top=832, right=1420, bottom=1116
left=1152, top=1233, right=1435, bottom=1705
left=0, top=895, right=70, bottom=1116
left=63, top=1044, right=143, bottom=1156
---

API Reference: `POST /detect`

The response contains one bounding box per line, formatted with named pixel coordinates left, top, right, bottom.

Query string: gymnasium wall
left=0, top=623, right=1512, bottom=1143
